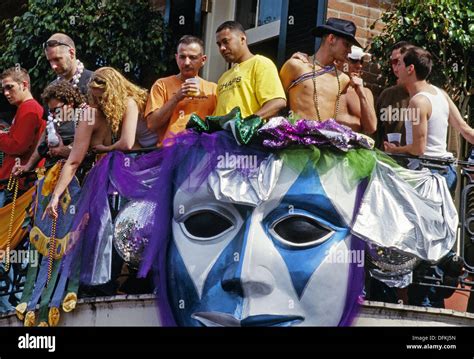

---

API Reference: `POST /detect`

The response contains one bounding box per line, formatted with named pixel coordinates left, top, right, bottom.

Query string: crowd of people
left=0, top=17, right=473, bottom=315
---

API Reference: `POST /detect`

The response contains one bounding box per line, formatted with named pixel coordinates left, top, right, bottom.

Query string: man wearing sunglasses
left=335, top=46, right=377, bottom=134
left=375, top=41, right=413, bottom=149
left=42, top=33, right=93, bottom=161
left=0, top=67, right=45, bottom=208
left=44, top=33, right=93, bottom=96
left=384, top=46, right=474, bottom=185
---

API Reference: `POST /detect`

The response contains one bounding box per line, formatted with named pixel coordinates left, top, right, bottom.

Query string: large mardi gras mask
left=168, top=146, right=365, bottom=326
left=158, top=118, right=457, bottom=327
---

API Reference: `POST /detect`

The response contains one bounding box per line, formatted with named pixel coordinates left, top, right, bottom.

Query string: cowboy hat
left=313, top=18, right=362, bottom=47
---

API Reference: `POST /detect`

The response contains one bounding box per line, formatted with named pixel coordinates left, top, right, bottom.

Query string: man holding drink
left=145, top=35, right=217, bottom=146
left=386, top=132, right=401, bottom=147
left=384, top=46, right=474, bottom=192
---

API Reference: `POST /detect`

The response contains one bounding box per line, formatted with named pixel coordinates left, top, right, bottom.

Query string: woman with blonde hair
left=45, top=67, right=156, bottom=218
left=89, top=67, right=157, bottom=152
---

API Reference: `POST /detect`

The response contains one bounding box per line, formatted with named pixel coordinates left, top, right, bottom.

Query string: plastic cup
left=387, top=133, right=401, bottom=146
left=185, top=77, right=200, bottom=97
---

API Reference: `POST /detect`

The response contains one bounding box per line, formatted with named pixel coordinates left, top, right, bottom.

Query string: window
left=236, top=0, right=282, bottom=30
left=235, top=0, right=282, bottom=45
left=257, top=0, right=282, bottom=26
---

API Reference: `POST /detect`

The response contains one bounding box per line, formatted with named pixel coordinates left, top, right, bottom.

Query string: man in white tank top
left=384, top=46, right=474, bottom=193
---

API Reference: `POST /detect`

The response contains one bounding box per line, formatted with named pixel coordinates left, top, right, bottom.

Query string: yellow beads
left=5, top=174, right=19, bottom=272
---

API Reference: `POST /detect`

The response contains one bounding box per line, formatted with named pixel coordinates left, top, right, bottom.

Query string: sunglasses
left=90, top=77, right=106, bottom=86
left=43, top=40, right=71, bottom=49
left=48, top=105, right=64, bottom=114
left=1, top=84, right=16, bottom=92
left=390, top=58, right=400, bottom=66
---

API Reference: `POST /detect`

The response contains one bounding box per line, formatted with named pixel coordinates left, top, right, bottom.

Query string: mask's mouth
left=192, top=312, right=304, bottom=327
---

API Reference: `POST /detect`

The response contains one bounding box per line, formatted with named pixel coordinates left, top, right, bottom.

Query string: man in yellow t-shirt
left=214, top=21, right=286, bottom=119
left=145, top=35, right=217, bottom=145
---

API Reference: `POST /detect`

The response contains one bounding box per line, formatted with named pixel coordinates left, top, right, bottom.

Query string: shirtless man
left=336, top=46, right=377, bottom=134
left=280, top=18, right=358, bottom=122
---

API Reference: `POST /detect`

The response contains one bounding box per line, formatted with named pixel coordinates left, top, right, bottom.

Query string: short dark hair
left=177, top=35, right=205, bottom=53
left=391, top=41, right=411, bottom=52
left=0, top=67, right=30, bottom=86
left=401, top=46, right=432, bottom=80
left=216, top=21, right=246, bottom=35
left=42, top=80, right=85, bottom=107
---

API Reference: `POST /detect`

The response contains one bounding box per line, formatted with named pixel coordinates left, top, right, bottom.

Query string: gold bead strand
left=312, top=56, right=341, bottom=122
left=334, top=67, right=341, bottom=121
left=5, top=174, right=19, bottom=272
left=312, top=56, right=322, bottom=122
left=46, top=161, right=63, bottom=286
left=47, top=214, right=58, bottom=285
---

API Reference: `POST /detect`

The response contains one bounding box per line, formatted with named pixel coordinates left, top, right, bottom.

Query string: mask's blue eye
left=183, top=210, right=233, bottom=239
left=271, top=215, right=334, bottom=248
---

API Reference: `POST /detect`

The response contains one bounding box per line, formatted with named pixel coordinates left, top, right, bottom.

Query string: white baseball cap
left=348, top=45, right=371, bottom=61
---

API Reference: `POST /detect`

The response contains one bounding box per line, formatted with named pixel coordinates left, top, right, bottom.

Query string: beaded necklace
left=311, top=56, right=341, bottom=122
left=57, top=59, right=84, bottom=89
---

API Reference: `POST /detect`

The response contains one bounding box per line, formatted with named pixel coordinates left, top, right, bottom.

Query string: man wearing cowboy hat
left=280, top=18, right=363, bottom=123
left=336, top=45, right=377, bottom=134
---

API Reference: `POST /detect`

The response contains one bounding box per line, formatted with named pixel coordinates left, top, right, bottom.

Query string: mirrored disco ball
left=367, top=243, right=420, bottom=274
left=113, top=200, right=157, bottom=269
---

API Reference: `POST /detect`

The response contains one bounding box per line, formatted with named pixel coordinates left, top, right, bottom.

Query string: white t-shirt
left=405, top=85, right=453, bottom=168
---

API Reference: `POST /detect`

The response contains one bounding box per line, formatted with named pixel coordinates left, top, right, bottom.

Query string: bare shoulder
left=338, top=71, right=350, bottom=83
left=126, top=97, right=138, bottom=109
left=280, top=58, right=307, bottom=75
left=363, top=87, right=374, bottom=98
left=409, top=94, right=432, bottom=118
left=410, top=94, right=430, bottom=107
left=337, top=71, right=351, bottom=91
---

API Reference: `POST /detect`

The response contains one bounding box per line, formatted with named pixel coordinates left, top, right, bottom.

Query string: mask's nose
left=221, top=262, right=274, bottom=296
left=220, top=215, right=276, bottom=297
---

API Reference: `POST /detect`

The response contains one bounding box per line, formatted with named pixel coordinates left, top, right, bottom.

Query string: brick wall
left=327, top=0, right=394, bottom=48
left=149, top=0, right=166, bottom=12
left=327, top=0, right=396, bottom=96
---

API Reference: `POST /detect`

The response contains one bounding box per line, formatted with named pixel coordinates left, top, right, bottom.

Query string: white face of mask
left=167, top=155, right=360, bottom=327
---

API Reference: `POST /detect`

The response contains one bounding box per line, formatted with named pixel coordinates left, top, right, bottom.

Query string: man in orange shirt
left=145, top=35, right=217, bottom=145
